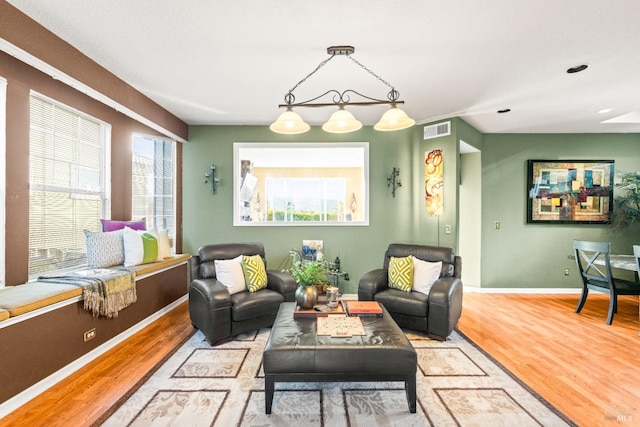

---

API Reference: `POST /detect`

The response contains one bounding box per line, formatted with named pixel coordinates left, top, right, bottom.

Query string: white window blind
left=132, top=135, right=175, bottom=235
left=29, top=94, right=109, bottom=277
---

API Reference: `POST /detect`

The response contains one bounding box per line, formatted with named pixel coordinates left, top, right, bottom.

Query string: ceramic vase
left=295, top=285, right=318, bottom=309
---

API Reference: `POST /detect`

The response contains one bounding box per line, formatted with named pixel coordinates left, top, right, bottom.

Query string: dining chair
left=634, top=245, right=640, bottom=282
left=573, top=240, right=640, bottom=325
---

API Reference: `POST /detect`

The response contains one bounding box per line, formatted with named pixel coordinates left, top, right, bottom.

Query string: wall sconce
left=387, top=167, right=401, bottom=197
left=204, top=164, right=220, bottom=194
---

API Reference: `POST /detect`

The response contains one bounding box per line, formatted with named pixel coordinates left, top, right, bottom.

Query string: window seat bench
left=0, top=254, right=191, bottom=414
left=0, top=254, right=191, bottom=322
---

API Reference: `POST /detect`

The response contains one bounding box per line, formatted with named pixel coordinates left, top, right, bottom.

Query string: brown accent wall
left=1, top=50, right=183, bottom=285
left=0, top=2, right=190, bottom=408
left=0, top=1, right=188, bottom=141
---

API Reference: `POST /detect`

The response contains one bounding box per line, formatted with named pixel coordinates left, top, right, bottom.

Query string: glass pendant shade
left=374, top=106, right=415, bottom=131
left=270, top=109, right=310, bottom=134
left=322, top=108, right=363, bottom=133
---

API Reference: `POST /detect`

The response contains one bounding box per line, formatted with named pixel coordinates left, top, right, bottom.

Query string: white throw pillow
left=412, top=257, right=442, bottom=295
left=214, top=255, right=246, bottom=295
left=157, top=228, right=172, bottom=259
left=146, top=226, right=172, bottom=259
left=122, top=227, right=159, bottom=266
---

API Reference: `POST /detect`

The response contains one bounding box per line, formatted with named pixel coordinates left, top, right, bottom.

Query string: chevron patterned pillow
left=241, top=255, right=268, bottom=292
left=388, top=255, right=414, bottom=292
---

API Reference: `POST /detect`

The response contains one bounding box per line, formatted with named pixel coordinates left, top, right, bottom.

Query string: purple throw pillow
left=100, top=218, right=146, bottom=232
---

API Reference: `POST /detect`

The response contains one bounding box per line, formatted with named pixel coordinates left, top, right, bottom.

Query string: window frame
left=28, top=91, right=111, bottom=278
left=233, top=142, right=369, bottom=226
left=0, top=77, right=6, bottom=288
left=131, top=134, right=177, bottom=236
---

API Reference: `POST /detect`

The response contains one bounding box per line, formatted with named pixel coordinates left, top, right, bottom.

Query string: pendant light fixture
left=269, top=108, right=310, bottom=134
left=270, top=46, right=415, bottom=134
left=322, top=107, right=363, bottom=133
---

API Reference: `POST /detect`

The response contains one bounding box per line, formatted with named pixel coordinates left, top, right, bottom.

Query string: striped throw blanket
left=38, top=268, right=136, bottom=318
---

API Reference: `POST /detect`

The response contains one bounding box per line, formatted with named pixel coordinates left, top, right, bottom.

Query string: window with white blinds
left=132, top=135, right=175, bottom=236
left=29, top=93, right=110, bottom=277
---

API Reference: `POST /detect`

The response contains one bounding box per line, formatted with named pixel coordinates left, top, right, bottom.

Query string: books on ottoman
left=344, top=301, right=383, bottom=317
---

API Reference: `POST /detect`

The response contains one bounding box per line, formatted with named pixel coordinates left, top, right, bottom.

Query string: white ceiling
left=7, top=0, right=640, bottom=134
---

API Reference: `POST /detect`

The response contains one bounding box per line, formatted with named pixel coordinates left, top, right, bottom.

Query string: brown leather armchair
left=189, top=242, right=296, bottom=345
left=358, top=243, right=463, bottom=341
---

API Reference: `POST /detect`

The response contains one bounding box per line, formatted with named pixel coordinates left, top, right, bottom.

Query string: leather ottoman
left=262, top=302, right=417, bottom=414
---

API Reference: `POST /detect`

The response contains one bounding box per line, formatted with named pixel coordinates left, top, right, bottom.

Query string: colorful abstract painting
left=527, top=160, right=614, bottom=223
left=425, top=149, right=443, bottom=215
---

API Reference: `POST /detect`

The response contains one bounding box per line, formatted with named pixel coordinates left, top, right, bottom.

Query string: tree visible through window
left=132, top=135, right=175, bottom=235
left=266, top=178, right=346, bottom=221
left=28, top=93, right=110, bottom=277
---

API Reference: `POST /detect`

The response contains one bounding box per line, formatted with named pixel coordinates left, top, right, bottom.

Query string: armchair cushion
left=388, top=256, right=413, bottom=292
left=241, top=254, right=268, bottom=292
left=231, top=289, right=284, bottom=322
left=375, top=288, right=429, bottom=317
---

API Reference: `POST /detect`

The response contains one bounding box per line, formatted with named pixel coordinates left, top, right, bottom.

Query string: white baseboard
left=464, top=287, right=581, bottom=294
left=0, top=295, right=188, bottom=419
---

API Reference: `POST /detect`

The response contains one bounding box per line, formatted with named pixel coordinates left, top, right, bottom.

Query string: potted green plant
left=610, top=171, right=640, bottom=233
left=288, top=260, right=329, bottom=309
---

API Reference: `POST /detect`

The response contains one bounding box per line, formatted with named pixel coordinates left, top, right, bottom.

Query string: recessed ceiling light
left=566, top=64, right=589, bottom=74
left=497, top=108, right=511, bottom=114
left=596, top=108, right=613, bottom=114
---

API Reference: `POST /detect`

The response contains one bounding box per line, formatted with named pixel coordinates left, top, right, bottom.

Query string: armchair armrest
left=427, top=277, right=463, bottom=340
left=358, top=269, right=388, bottom=301
left=188, top=278, right=232, bottom=344
left=189, top=278, right=231, bottom=307
left=266, top=270, right=297, bottom=302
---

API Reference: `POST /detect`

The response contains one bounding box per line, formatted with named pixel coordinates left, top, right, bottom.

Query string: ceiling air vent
left=423, top=121, right=451, bottom=140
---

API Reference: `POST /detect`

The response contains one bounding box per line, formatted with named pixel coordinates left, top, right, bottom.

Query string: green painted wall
left=481, top=133, right=640, bottom=288
left=183, top=122, right=638, bottom=290
left=183, top=125, right=454, bottom=293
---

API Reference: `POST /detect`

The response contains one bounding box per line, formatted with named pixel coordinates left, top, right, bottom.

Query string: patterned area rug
left=100, top=328, right=575, bottom=426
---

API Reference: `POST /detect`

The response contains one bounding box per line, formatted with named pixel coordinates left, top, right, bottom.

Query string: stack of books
left=343, top=300, right=383, bottom=318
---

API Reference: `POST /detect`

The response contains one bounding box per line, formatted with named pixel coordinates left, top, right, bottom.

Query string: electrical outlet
left=84, top=328, right=96, bottom=342
left=495, top=221, right=500, bottom=229
left=445, top=224, right=451, bottom=234
left=564, top=268, right=570, bottom=276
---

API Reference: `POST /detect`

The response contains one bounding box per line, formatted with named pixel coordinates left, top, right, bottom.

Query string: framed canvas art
left=527, top=159, right=614, bottom=224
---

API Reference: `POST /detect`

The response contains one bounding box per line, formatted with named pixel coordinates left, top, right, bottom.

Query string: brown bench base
left=263, top=302, right=417, bottom=414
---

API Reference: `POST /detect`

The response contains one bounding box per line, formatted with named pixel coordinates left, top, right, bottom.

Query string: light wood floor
left=458, top=292, right=639, bottom=427
left=1, top=293, right=638, bottom=426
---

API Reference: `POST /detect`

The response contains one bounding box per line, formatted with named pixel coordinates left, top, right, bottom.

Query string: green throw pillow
left=140, top=232, right=159, bottom=264
left=388, top=256, right=413, bottom=292
left=241, top=255, right=268, bottom=292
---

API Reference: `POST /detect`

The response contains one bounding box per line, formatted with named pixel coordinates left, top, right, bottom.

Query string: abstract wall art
left=527, top=159, right=614, bottom=224
left=425, top=149, right=443, bottom=215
